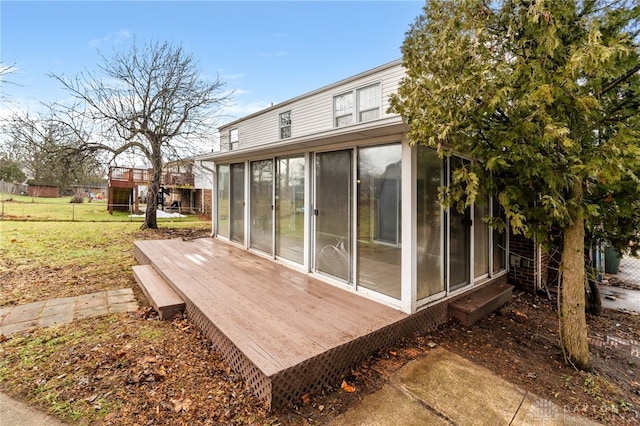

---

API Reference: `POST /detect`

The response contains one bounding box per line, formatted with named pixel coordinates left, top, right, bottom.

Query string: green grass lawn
left=0, top=192, right=201, bottom=222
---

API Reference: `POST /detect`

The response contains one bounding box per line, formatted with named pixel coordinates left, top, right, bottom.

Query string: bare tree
left=0, top=62, right=18, bottom=102
left=3, top=112, right=106, bottom=191
left=50, top=40, right=230, bottom=229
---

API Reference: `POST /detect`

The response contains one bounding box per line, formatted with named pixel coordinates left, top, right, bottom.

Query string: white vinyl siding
left=218, top=61, right=404, bottom=151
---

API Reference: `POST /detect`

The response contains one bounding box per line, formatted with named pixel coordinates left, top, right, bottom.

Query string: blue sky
left=1, top=1, right=424, bottom=124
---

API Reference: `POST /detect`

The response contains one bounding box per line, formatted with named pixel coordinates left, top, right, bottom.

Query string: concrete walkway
left=0, top=288, right=138, bottom=336
left=329, top=347, right=600, bottom=426
left=600, top=285, right=640, bottom=313
left=0, top=289, right=138, bottom=425
left=0, top=392, right=66, bottom=426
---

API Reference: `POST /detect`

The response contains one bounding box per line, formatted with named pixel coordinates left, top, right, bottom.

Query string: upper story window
left=229, top=128, right=239, bottom=150
left=357, top=84, right=381, bottom=122
left=334, top=82, right=381, bottom=128
left=334, top=92, right=353, bottom=127
left=279, top=111, right=291, bottom=139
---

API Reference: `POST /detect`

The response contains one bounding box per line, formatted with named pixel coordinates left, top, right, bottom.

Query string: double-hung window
left=334, top=82, right=381, bottom=128
left=357, top=84, right=381, bottom=122
left=229, top=128, right=239, bottom=150
left=334, top=93, right=353, bottom=127
left=279, top=111, right=291, bottom=139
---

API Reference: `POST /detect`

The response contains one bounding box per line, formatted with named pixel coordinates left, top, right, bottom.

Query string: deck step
left=449, top=282, right=514, bottom=326
left=132, top=264, right=185, bottom=320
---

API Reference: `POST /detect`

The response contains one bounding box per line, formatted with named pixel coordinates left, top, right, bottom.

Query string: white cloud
left=88, top=29, right=133, bottom=49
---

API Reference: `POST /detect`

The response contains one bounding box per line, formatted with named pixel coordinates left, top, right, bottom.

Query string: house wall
left=508, top=233, right=549, bottom=292
left=195, top=188, right=212, bottom=217
left=27, top=185, right=59, bottom=198
left=207, top=61, right=511, bottom=314
left=218, top=61, right=404, bottom=151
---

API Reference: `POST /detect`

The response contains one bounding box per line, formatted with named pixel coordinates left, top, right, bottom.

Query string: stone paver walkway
left=0, top=288, right=138, bottom=336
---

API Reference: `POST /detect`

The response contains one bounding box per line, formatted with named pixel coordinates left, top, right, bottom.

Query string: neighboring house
left=162, top=159, right=214, bottom=215
left=201, top=60, right=514, bottom=314
left=107, top=159, right=214, bottom=215
left=27, top=184, right=59, bottom=198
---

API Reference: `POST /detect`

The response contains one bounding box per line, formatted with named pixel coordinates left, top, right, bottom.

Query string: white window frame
left=279, top=111, right=291, bottom=140
left=333, top=82, right=381, bottom=128
left=229, top=128, right=239, bottom=150
left=333, top=92, right=353, bottom=127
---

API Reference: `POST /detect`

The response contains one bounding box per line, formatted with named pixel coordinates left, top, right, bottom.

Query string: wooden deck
left=133, top=237, right=450, bottom=408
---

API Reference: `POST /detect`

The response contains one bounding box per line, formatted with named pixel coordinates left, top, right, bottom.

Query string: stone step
left=132, top=264, right=185, bottom=320
left=449, top=281, right=514, bottom=326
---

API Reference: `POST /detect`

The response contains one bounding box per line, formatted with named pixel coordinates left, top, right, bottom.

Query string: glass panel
left=357, top=84, right=380, bottom=122
left=334, top=92, right=353, bottom=127
left=315, top=150, right=352, bottom=282
left=357, top=144, right=401, bottom=299
left=493, top=198, right=507, bottom=273
left=250, top=160, right=273, bottom=254
left=449, top=157, right=471, bottom=290
left=474, top=195, right=490, bottom=278
left=230, top=163, right=245, bottom=244
left=276, top=156, right=305, bottom=264
left=417, top=146, right=444, bottom=299
left=217, top=164, right=229, bottom=238
left=280, top=111, right=291, bottom=139
left=359, top=108, right=380, bottom=122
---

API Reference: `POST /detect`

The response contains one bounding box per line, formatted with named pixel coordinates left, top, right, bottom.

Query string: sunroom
left=204, top=60, right=509, bottom=315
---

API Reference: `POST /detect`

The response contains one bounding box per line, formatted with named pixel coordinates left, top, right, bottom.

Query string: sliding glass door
left=314, top=150, right=352, bottom=283
left=449, top=157, right=471, bottom=291
left=230, top=163, right=245, bottom=244
left=250, top=160, right=273, bottom=254
left=357, top=144, right=402, bottom=299
left=417, top=146, right=445, bottom=300
left=217, top=164, right=230, bottom=239
left=275, top=156, right=305, bottom=264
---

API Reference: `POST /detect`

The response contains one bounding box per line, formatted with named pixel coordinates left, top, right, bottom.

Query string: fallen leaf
left=138, top=355, right=157, bottom=364
left=341, top=380, right=356, bottom=393
left=301, top=393, right=310, bottom=405
left=170, top=398, right=192, bottom=412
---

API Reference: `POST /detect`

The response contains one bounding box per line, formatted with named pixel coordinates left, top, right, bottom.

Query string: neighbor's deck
left=133, top=238, right=449, bottom=407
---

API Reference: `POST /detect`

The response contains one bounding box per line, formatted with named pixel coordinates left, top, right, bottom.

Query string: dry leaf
left=300, top=393, right=310, bottom=405
left=170, top=398, right=192, bottom=412
left=341, top=380, right=356, bottom=393
left=138, top=355, right=157, bottom=364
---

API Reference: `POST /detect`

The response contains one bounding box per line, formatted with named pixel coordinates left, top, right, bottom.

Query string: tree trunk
left=559, top=184, right=591, bottom=370
left=141, top=148, right=161, bottom=230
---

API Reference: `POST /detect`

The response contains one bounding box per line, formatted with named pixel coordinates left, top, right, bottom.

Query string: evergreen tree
left=390, top=0, right=640, bottom=369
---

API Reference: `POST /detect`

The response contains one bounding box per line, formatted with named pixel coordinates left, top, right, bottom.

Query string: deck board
left=137, top=238, right=407, bottom=368
left=133, top=237, right=445, bottom=407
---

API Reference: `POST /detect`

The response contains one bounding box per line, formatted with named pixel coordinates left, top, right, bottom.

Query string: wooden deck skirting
left=133, top=238, right=450, bottom=408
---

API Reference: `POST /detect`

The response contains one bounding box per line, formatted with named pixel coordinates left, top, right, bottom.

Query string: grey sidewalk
left=0, top=288, right=138, bottom=336
left=329, top=347, right=600, bottom=426
left=600, top=285, right=640, bottom=313
left=0, top=392, right=66, bottom=426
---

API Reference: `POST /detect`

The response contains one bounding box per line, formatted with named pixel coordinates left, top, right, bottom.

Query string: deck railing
left=108, top=167, right=152, bottom=184
left=163, top=172, right=195, bottom=187
left=108, top=167, right=195, bottom=187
